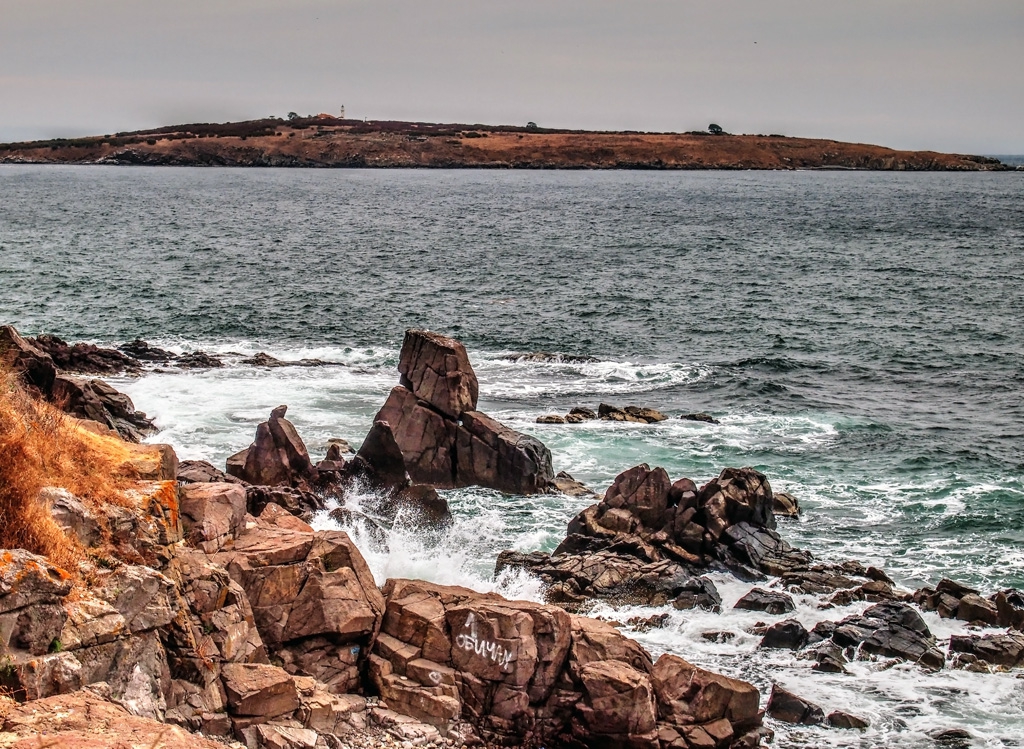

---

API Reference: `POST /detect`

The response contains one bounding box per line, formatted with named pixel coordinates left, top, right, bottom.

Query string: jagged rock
left=234, top=406, right=319, bottom=490
left=827, top=710, right=869, bottom=729
left=178, top=459, right=247, bottom=485
left=553, top=471, right=598, bottom=498
left=831, top=601, right=945, bottom=669
left=59, top=597, right=128, bottom=651
left=30, top=333, right=139, bottom=374
left=0, top=689, right=228, bottom=748
left=949, top=632, right=1024, bottom=668
left=370, top=578, right=761, bottom=746
left=51, top=375, right=157, bottom=442
left=772, top=491, right=800, bottom=517
left=723, top=522, right=811, bottom=575
left=455, top=410, right=554, bottom=494
left=681, top=412, right=720, bottom=424
left=568, top=406, right=598, bottom=420
left=766, top=685, right=824, bottom=725
left=0, top=324, right=57, bottom=393
left=699, top=468, right=776, bottom=539
left=671, top=577, right=722, bottom=613
left=371, top=385, right=457, bottom=486
left=245, top=485, right=324, bottom=521
left=597, top=403, right=658, bottom=423
left=118, top=338, right=174, bottom=361
left=41, top=487, right=102, bottom=547
left=91, top=564, right=178, bottom=634
left=537, top=414, right=566, bottom=424
left=0, top=549, right=74, bottom=614
left=956, top=593, right=999, bottom=626
left=352, top=419, right=411, bottom=489
left=760, top=619, right=808, bottom=650
left=993, top=588, right=1024, bottom=629
left=652, top=654, right=760, bottom=728
left=600, top=464, right=670, bottom=528
left=212, top=525, right=383, bottom=693
left=221, top=662, right=299, bottom=718
left=175, top=351, right=224, bottom=368
left=734, top=588, right=796, bottom=615
left=179, top=482, right=248, bottom=553
left=398, top=329, right=479, bottom=418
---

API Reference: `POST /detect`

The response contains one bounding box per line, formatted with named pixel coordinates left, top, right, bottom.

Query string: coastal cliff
left=0, top=117, right=1008, bottom=170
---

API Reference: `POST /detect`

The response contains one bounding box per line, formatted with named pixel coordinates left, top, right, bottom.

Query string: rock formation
left=0, top=324, right=156, bottom=441
left=356, top=330, right=555, bottom=495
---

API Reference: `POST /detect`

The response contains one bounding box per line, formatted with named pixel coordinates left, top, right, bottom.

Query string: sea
left=2, top=165, right=1023, bottom=747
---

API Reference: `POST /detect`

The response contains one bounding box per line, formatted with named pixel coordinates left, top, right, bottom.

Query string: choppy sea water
left=2, top=165, right=1023, bottom=746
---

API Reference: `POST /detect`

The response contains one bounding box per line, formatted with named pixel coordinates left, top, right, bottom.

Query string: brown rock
left=651, top=654, right=760, bottom=727
left=536, top=414, right=566, bottom=424
left=600, top=464, right=671, bottom=528
left=51, top=375, right=157, bottom=442
left=373, top=385, right=457, bottom=486
left=398, top=329, right=479, bottom=418
left=179, top=482, right=248, bottom=553
left=0, top=689, right=228, bottom=749
left=0, top=324, right=57, bottom=394
left=221, top=662, right=299, bottom=718
left=772, top=491, right=800, bottom=517
left=575, top=659, right=658, bottom=739
left=455, top=410, right=554, bottom=494
left=765, top=684, right=824, bottom=725
left=956, top=593, right=999, bottom=626
left=237, top=405, right=319, bottom=490
left=352, top=419, right=411, bottom=489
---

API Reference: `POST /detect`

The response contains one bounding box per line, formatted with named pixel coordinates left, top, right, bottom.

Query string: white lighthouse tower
left=339, top=105, right=346, bottom=120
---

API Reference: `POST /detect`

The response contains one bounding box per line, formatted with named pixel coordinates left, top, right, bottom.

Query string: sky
left=1, top=0, right=1021, bottom=154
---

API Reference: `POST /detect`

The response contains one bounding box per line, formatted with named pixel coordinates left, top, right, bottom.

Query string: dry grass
left=0, top=367, right=137, bottom=573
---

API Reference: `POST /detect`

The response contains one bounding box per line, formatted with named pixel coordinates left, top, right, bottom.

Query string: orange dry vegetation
left=0, top=367, right=135, bottom=572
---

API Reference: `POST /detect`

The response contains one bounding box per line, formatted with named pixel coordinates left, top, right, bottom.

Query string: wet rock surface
left=354, top=329, right=555, bottom=496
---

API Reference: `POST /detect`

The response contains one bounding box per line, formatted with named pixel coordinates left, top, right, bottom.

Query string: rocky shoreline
left=2, top=326, right=1022, bottom=748
left=0, top=117, right=1013, bottom=171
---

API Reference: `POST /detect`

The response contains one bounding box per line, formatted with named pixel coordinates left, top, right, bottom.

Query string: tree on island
left=708, top=123, right=724, bottom=135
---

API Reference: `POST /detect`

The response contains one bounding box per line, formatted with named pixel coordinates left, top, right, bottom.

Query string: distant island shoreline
left=0, top=116, right=1016, bottom=171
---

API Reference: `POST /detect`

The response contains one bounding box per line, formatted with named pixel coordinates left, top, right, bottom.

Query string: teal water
left=2, top=165, right=1024, bottom=745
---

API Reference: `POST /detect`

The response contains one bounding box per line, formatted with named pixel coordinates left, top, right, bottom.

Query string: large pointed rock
left=398, top=329, right=479, bottom=419
left=456, top=411, right=554, bottom=494
left=233, top=406, right=319, bottom=490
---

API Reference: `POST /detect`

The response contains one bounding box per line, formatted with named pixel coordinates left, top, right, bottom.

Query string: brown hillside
left=0, top=118, right=1008, bottom=170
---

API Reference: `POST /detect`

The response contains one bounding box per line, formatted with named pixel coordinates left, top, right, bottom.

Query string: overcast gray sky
left=1, top=0, right=1021, bottom=153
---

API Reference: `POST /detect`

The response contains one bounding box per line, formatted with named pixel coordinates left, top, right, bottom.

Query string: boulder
left=179, top=482, right=248, bottom=553
left=221, top=662, right=299, bottom=718
left=681, top=412, right=720, bottom=424
left=949, top=632, right=1024, bottom=668
left=51, top=375, right=157, bottom=442
left=236, top=406, right=319, bottom=490
left=766, top=685, right=824, bottom=725
left=698, top=467, right=776, bottom=538
left=91, top=564, right=178, bottom=634
left=575, top=660, right=658, bottom=745
left=0, top=324, right=56, bottom=394
left=772, top=492, right=800, bottom=517
left=398, top=329, right=479, bottom=418
left=455, top=410, right=554, bottom=494
left=537, top=414, right=566, bottom=424
left=993, top=588, right=1024, bottom=629
left=828, top=710, right=869, bottom=729
left=42, top=487, right=102, bottom=547
left=831, top=601, right=944, bottom=669
left=29, top=333, right=138, bottom=374
left=0, top=689, right=229, bottom=748
left=733, top=588, right=796, bottom=615
left=671, top=577, right=722, bottom=613
left=760, top=619, right=809, bottom=650
left=178, top=459, right=247, bottom=485
left=956, top=593, right=999, bottom=626
left=118, top=338, right=174, bottom=361
left=651, top=653, right=760, bottom=728
left=352, top=419, right=411, bottom=489
left=600, top=464, right=671, bottom=529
